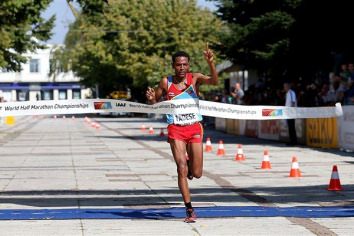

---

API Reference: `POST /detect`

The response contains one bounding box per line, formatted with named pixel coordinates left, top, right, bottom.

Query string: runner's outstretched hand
left=203, top=42, right=214, bottom=64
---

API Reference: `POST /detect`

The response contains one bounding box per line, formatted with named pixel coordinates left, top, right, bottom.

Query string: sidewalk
left=0, top=115, right=353, bottom=235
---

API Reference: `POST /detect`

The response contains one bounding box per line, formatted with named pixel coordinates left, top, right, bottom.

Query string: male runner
left=145, top=45, right=218, bottom=223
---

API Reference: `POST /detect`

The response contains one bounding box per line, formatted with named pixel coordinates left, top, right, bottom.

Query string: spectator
left=302, top=83, right=319, bottom=107
left=318, top=84, right=329, bottom=105
left=221, top=89, right=233, bottom=104
left=322, top=75, right=343, bottom=105
left=284, top=82, right=297, bottom=146
left=339, top=63, right=351, bottom=81
left=230, top=82, right=244, bottom=105
left=213, top=94, right=222, bottom=103
left=348, top=63, right=354, bottom=79
left=344, top=78, right=354, bottom=105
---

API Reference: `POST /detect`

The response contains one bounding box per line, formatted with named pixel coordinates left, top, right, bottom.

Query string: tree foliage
left=213, top=0, right=354, bottom=80
left=61, top=0, right=224, bottom=97
left=214, top=0, right=300, bottom=79
left=0, top=0, right=55, bottom=71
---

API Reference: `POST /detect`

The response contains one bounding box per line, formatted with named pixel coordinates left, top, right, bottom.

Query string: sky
left=43, top=0, right=217, bottom=44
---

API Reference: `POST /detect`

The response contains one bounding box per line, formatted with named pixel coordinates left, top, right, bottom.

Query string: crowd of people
left=215, top=63, right=354, bottom=107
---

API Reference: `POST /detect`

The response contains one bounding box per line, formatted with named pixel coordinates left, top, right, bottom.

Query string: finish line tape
left=0, top=99, right=343, bottom=120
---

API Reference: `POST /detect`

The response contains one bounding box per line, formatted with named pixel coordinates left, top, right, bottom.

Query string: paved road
left=0, top=115, right=353, bottom=235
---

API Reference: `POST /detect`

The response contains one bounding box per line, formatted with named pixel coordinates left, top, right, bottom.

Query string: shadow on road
left=0, top=185, right=353, bottom=208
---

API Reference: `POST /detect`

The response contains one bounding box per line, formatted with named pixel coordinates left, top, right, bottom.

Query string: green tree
left=288, top=1, right=354, bottom=77
left=214, top=0, right=300, bottom=80
left=61, top=0, right=224, bottom=98
left=212, top=0, right=354, bottom=81
left=0, top=0, right=55, bottom=71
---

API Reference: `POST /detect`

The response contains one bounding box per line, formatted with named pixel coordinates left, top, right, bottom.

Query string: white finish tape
left=0, top=99, right=343, bottom=120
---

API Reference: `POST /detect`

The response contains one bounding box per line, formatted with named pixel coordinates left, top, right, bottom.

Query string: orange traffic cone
left=261, top=149, right=271, bottom=169
left=141, top=124, right=146, bottom=132
left=235, top=144, right=245, bottom=161
left=328, top=165, right=342, bottom=191
left=149, top=127, right=154, bottom=134
left=216, top=140, right=225, bottom=156
left=289, top=156, right=301, bottom=177
left=205, top=137, right=212, bottom=152
left=159, top=128, right=165, bottom=137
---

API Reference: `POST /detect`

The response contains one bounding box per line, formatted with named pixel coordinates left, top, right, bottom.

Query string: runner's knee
left=193, top=169, right=202, bottom=179
left=177, top=164, right=188, bottom=177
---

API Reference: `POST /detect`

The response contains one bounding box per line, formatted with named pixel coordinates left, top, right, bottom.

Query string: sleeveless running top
left=166, top=73, right=203, bottom=125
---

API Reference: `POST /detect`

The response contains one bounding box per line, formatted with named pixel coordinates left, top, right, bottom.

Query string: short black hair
left=171, top=51, right=190, bottom=63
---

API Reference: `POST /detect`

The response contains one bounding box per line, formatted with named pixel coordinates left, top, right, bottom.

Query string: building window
left=1, top=90, right=12, bottom=101
left=42, top=91, right=53, bottom=100
left=17, top=91, right=28, bottom=101
left=30, top=59, right=40, bottom=73
left=59, top=90, right=67, bottom=100
left=73, top=90, right=81, bottom=99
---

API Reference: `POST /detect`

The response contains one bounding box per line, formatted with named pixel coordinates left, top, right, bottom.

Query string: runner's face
left=173, top=56, right=190, bottom=79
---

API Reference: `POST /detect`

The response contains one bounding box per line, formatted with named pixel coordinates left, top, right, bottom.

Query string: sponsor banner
left=279, top=119, right=306, bottom=144
left=245, top=120, right=258, bottom=137
left=238, top=120, right=246, bottom=136
left=226, top=119, right=237, bottom=134
left=234, top=120, right=246, bottom=136
left=306, top=118, right=339, bottom=148
left=339, top=106, right=354, bottom=151
left=215, top=118, right=246, bottom=135
left=258, top=120, right=280, bottom=141
left=215, top=117, right=226, bottom=132
left=0, top=99, right=343, bottom=120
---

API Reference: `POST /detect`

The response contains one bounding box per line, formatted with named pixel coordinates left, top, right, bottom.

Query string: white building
left=216, top=60, right=256, bottom=92
left=0, top=44, right=91, bottom=102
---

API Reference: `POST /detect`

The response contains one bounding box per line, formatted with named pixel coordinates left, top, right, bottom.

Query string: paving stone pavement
left=0, top=115, right=353, bottom=236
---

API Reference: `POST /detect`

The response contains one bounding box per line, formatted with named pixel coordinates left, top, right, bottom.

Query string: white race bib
left=173, top=113, right=200, bottom=125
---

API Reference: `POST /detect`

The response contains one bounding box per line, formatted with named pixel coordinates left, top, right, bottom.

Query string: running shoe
left=184, top=208, right=197, bottom=223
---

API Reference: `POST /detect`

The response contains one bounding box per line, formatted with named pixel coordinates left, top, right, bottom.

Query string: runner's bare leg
left=187, top=141, right=203, bottom=178
left=169, top=139, right=190, bottom=203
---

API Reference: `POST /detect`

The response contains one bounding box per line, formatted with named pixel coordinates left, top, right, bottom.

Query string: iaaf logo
left=94, top=102, right=112, bottom=110
left=116, top=102, right=126, bottom=107
left=262, top=109, right=283, bottom=116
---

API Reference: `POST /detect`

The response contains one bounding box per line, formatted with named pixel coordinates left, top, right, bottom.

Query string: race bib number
left=173, top=113, right=200, bottom=125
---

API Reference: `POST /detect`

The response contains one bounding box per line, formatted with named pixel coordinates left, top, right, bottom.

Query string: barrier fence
left=215, top=105, right=354, bottom=151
